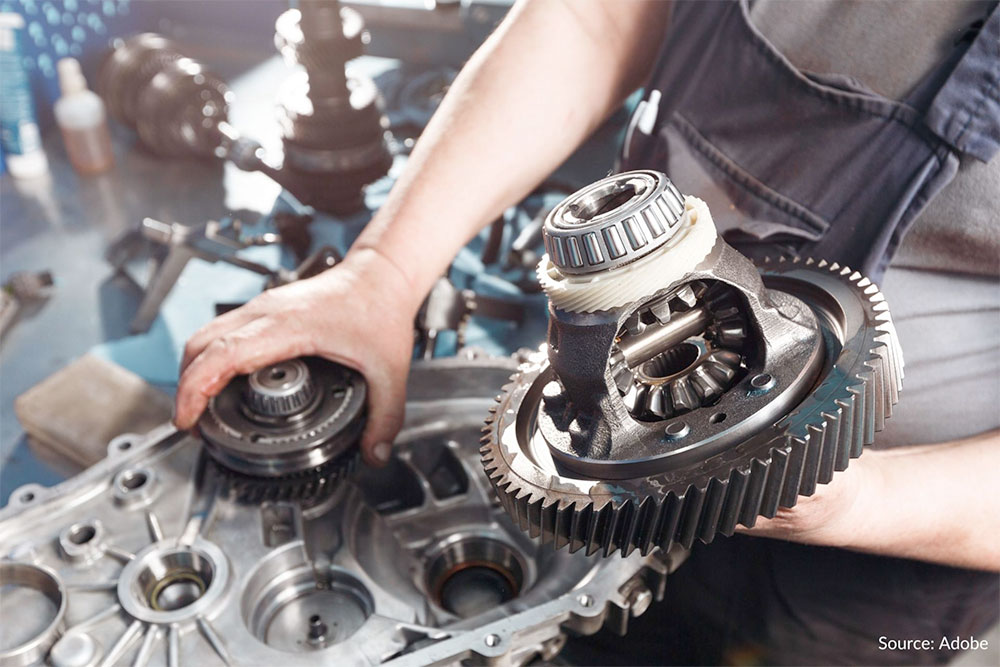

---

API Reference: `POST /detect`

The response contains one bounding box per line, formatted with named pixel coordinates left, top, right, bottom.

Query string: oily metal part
left=216, top=453, right=361, bottom=504
left=612, top=281, right=748, bottom=422
left=0, top=359, right=683, bottom=666
left=542, top=170, right=686, bottom=275
left=199, top=357, right=366, bottom=501
left=538, top=239, right=825, bottom=479
left=481, top=258, right=904, bottom=557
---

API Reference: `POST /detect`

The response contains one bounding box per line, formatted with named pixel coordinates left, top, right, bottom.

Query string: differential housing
left=481, top=170, right=904, bottom=557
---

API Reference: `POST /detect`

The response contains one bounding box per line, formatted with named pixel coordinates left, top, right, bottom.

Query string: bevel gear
left=611, top=281, right=747, bottom=421
left=199, top=356, right=366, bottom=502
left=480, top=171, right=903, bottom=557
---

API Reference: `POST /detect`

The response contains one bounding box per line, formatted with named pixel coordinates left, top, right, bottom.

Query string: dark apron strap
left=617, top=0, right=994, bottom=280
left=923, top=2, right=1000, bottom=162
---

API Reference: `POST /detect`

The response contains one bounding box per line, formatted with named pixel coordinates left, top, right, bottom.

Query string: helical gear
left=481, top=257, right=903, bottom=556
left=482, top=257, right=903, bottom=556
left=215, top=453, right=359, bottom=503
left=199, top=356, right=366, bottom=502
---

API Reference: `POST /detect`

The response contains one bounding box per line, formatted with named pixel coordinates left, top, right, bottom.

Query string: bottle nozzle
left=57, top=57, right=88, bottom=95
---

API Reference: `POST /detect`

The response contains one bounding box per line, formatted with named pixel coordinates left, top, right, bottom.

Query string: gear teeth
left=690, top=365, right=723, bottom=401
left=698, top=478, right=727, bottom=544
left=481, top=257, right=904, bottom=557
left=738, top=458, right=770, bottom=527
left=614, top=281, right=747, bottom=422
left=216, top=452, right=358, bottom=503
left=670, top=378, right=698, bottom=412
left=677, top=485, right=705, bottom=549
left=718, top=468, right=749, bottom=536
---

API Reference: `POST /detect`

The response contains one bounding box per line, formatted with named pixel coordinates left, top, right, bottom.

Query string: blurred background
left=1, top=0, right=633, bottom=495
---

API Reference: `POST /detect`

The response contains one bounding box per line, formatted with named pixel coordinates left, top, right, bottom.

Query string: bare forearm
left=350, top=0, right=671, bottom=302
left=747, top=430, right=1000, bottom=571
left=853, top=432, right=1000, bottom=570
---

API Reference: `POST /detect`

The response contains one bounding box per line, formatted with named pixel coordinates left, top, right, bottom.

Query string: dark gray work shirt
left=752, top=0, right=1000, bottom=446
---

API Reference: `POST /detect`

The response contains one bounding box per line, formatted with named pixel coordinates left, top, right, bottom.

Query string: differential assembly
left=199, top=356, right=366, bottom=501
left=481, top=170, right=904, bottom=557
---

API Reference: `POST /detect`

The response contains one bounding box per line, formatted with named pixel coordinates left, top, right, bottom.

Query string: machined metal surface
left=542, top=170, right=685, bottom=275
left=481, top=171, right=904, bottom=557
left=0, top=561, right=67, bottom=667
left=0, top=359, right=682, bottom=666
left=198, top=356, right=366, bottom=502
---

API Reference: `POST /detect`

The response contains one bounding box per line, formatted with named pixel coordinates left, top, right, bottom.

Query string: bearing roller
left=199, top=356, right=366, bottom=501
left=481, top=171, right=903, bottom=557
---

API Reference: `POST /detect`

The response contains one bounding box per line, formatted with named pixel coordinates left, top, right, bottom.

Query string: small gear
left=199, top=356, right=366, bottom=501
left=481, top=257, right=902, bottom=557
left=244, top=358, right=318, bottom=417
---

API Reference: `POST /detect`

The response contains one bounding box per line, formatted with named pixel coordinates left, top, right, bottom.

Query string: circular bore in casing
left=0, top=561, right=67, bottom=667
left=425, top=537, right=527, bottom=619
left=117, top=538, right=229, bottom=625
left=242, top=556, right=373, bottom=652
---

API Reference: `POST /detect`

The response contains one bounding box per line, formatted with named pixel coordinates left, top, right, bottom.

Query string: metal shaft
left=616, top=306, right=710, bottom=369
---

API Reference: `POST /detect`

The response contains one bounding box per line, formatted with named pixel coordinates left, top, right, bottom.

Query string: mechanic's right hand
left=174, top=247, right=420, bottom=467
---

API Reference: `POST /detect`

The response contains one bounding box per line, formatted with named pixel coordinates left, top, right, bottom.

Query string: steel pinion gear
left=199, top=356, right=366, bottom=502
left=480, top=171, right=904, bottom=557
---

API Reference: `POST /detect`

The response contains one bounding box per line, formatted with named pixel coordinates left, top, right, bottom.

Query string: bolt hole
left=484, top=634, right=501, bottom=648
left=309, top=614, right=321, bottom=624
left=118, top=441, right=132, bottom=451
left=20, top=491, right=35, bottom=503
left=68, top=524, right=96, bottom=545
left=709, top=412, right=727, bottom=424
left=120, top=470, right=148, bottom=491
left=578, top=594, right=594, bottom=608
left=269, top=368, right=287, bottom=381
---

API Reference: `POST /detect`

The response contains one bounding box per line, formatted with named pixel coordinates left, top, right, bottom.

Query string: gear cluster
left=611, top=281, right=747, bottom=421
left=199, top=356, right=366, bottom=501
left=480, top=171, right=904, bottom=557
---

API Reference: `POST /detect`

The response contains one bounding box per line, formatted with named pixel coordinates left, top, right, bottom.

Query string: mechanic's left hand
left=736, top=451, right=884, bottom=547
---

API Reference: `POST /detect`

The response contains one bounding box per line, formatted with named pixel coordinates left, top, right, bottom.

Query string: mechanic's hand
left=736, top=451, right=884, bottom=547
left=174, top=247, right=420, bottom=467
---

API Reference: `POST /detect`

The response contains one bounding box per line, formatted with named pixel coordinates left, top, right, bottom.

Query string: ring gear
left=199, top=356, right=366, bottom=501
left=480, top=171, right=903, bottom=557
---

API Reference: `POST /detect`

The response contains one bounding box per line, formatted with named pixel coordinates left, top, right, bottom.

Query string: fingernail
left=372, top=441, right=392, bottom=465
